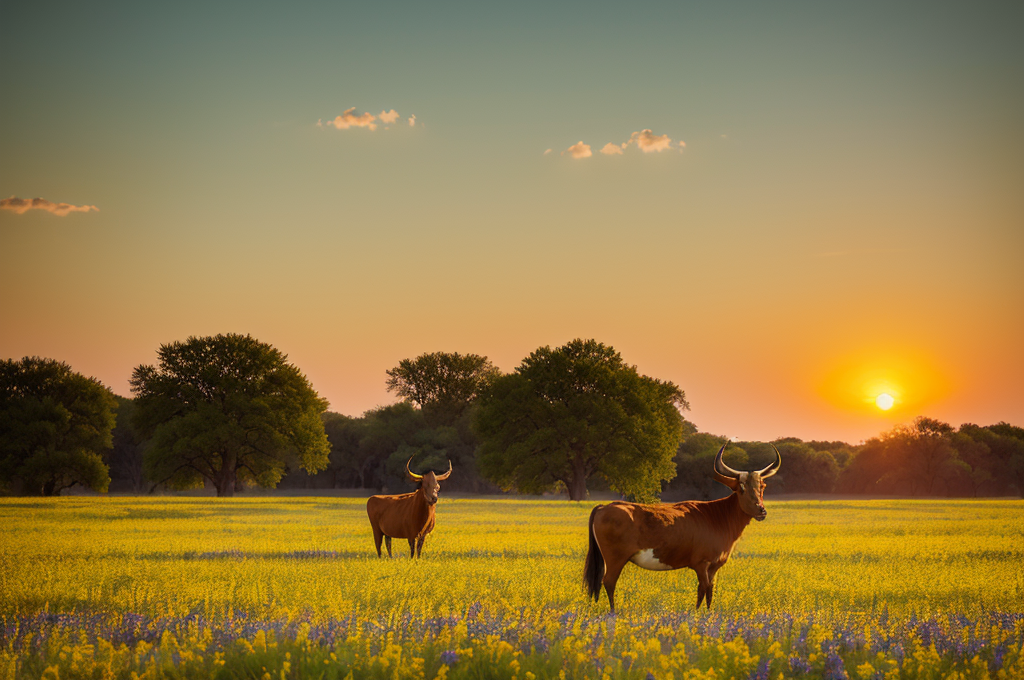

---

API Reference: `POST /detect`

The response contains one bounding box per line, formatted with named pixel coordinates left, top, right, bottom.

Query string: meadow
left=1, top=497, right=1022, bottom=679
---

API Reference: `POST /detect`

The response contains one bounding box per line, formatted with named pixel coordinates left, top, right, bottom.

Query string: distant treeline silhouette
left=3, top=335, right=1022, bottom=498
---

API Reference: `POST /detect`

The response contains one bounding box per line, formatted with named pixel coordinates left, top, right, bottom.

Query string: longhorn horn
left=713, top=442, right=742, bottom=487
left=758, top=444, right=782, bottom=479
left=434, top=459, right=452, bottom=481
left=406, top=457, right=423, bottom=482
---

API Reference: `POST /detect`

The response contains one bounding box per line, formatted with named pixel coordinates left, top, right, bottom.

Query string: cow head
left=713, top=443, right=781, bottom=521
left=406, top=458, right=452, bottom=505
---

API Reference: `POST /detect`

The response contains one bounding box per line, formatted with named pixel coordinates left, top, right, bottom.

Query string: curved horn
left=714, top=442, right=742, bottom=478
left=405, top=457, right=423, bottom=482
left=434, top=459, right=452, bottom=481
left=713, top=442, right=742, bottom=487
left=758, top=444, right=782, bottom=479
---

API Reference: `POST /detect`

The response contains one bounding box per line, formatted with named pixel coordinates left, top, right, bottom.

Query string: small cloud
left=379, top=109, right=400, bottom=124
left=679, top=140, right=686, bottom=148
left=627, top=129, right=673, bottom=153
left=327, top=108, right=377, bottom=130
left=1, top=197, right=99, bottom=216
left=408, top=114, right=416, bottom=127
left=543, top=148, right=552, bottom=155
left=600, top=143, right=624, bottom=156
left=565, top=141, right=592, bottom=159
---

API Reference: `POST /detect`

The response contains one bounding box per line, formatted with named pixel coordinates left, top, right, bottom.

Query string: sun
left=875, top=393, right=895, bottom=411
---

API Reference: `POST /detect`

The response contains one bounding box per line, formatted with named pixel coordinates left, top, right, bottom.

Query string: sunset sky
left=2, top=1, right=1021, bottom=443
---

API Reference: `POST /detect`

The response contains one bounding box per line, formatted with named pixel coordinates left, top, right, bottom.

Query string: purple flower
left=748, top=658, right=770, bottom=680
left=823, top=652, right=848, bottom=680
left=789, top=656, right=813, bottom=674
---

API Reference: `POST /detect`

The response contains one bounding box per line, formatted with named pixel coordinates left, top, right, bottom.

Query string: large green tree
left=0, top=357, right=116, bottom=496
left=131, top=334, right=330, bottom=497
left=386, top=351, right=500, bottom=426
left=474, top=339, right=688, bottom=501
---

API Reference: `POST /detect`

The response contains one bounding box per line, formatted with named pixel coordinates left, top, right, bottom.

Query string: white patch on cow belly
left=630, top=549, right=673, bottom=571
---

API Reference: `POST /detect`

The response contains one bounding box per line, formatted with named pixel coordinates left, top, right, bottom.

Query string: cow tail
left=583, top=505, right=604, bottom=603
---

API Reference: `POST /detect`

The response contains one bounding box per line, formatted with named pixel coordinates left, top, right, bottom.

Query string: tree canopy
left=386, top=352, right=500, bottom=426
left=0, top=357, right=116, bottom=496
left=474, top=339, right=688, bottom=501
left=130, top=334, right=330, bottom=496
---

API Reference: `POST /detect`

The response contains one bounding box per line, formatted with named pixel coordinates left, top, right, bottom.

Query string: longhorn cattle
left=584, top=443, right=780, bottom=612
left=366, top=458, right=452, bottom=558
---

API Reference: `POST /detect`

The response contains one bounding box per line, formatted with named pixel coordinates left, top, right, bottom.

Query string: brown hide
left=366, top=487, right=436, bottom=557
left=366, top=462, right=449, bottom=558
left=586, top=494, right=755, bottom=612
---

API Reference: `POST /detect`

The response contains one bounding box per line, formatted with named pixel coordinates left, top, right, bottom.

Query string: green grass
left=1, top=497, right=1022, bottom=679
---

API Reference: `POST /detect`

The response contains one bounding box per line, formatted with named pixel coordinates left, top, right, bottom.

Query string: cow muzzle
left=754, top=508, right=767, bottom=521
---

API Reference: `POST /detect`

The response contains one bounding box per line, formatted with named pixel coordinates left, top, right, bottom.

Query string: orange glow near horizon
left=817, top=348, right=950, bottom=420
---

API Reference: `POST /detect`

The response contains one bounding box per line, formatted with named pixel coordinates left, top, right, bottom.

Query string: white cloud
left=379, top=109, right=400, bottom=124
left=1, top=197, right=99, bottom=216
left=627, top=129, right=673, bottom=153
left=327, top=108, right=377, bottom=130
left=565, top=141, right=592, bottom=159
left=557, top=129, right=678, bottom=160
left=543, top=148, right=552, bottom=155
left=408, top=114, right=416, bottom=127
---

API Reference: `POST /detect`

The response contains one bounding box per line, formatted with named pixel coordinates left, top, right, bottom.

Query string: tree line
left=2, top=334, right=1022, bottom=499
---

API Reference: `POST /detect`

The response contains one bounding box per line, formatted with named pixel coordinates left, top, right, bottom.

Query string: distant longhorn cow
left=366, top=458, right=452, bottom=558
left=584, top=443, right=780, bottom=612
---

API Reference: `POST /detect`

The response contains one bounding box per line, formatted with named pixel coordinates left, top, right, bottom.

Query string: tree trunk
left=216, top=453, right=236, bottom=497
left=567, top=460, right=589, bottom=501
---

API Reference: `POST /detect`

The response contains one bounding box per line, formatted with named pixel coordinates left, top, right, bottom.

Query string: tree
left=987, top=423, right=1024, bottom=496
left=320, top=412, right=368, bottom=488
left=0, top=357, right=116, bottom=496
left=838, top=417, right=967, bottom=496
left=131, top=334, right=330, bottom=497
left=386, top=352, right=500, bottom=426
left=958, top=423, right=1024, bottom=497
left=109, top=396, right=147, bottom=492
left=665, top=432, right=738, bottom=500
left=475, top=339, right=688, bottom=501
left=758, top=440, right=839, bottom=494
left=885, top=418, right=967, bottom=495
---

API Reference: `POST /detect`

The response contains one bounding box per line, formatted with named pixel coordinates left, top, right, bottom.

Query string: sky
left=1, top=0, right=1022, bottom=443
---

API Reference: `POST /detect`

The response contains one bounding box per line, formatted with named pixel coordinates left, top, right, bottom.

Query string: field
left=1, top=498, right=1022, bottom=679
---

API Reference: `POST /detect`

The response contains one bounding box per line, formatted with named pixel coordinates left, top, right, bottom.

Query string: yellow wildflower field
left=1, top=497, right=1022, bottom=679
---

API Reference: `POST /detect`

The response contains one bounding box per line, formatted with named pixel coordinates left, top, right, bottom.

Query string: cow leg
left=602, top=558, right=629, bottom=614
left=416, top=535, right=426, bottom=557
left=370, top=524, right=385, bottom=557
left=408, top=538, right=417, bottom=558
left=706, top=560, right=725, bottom=609
left=384, top=536, right=392, bottom=558
left=370, top=524, right=382, bottom=557
left=695, top=562, right=711, bottom=610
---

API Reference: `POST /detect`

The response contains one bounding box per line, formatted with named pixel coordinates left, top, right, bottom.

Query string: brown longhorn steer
left=584, top=443, right=780, bottom=612
left=366, top=458, right=451, bottom=558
